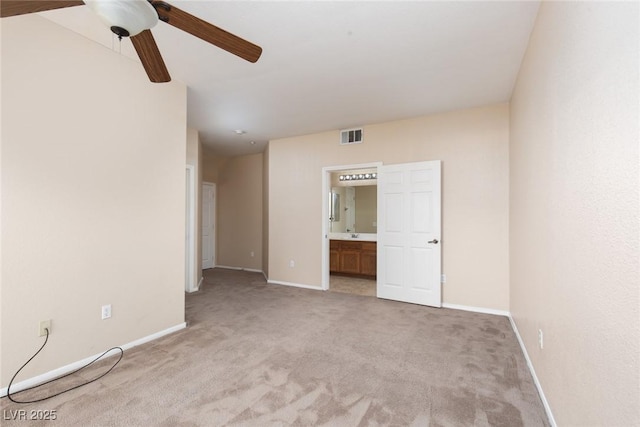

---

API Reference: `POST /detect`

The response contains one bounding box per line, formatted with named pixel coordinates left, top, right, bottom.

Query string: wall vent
left=340, top=128, right=363, bottom=145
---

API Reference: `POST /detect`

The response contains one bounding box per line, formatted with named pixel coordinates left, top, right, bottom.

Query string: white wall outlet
left=101, top=304, right=112, bottom=320
left=441, top=274, right=446, bottom=284
left=538, top=328, right=544, bottom=349
left=250, top=251, right=255, bottom=258
left=39, top=320, right=51, bottom=337
left=289, top=260, right=295, bottom=268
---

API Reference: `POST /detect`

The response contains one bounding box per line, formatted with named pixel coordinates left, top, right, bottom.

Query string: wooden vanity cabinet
left=330, top=240, right=377, bottom=278
left=360, top=242, right=377, bottom=276
left=329, top=245, right=340, bottom=272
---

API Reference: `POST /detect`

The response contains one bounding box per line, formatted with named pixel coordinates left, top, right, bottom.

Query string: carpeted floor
left=1, top=268, right=549, bottom=426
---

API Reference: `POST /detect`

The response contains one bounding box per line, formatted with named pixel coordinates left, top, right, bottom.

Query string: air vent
left=340, top=128, right=363, bottom=145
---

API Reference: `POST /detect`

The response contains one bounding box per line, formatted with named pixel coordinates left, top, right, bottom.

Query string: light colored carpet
left=1, top=268, right=549, bottom=426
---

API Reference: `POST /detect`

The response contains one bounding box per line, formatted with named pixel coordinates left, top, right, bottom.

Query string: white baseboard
left=215, top=265, right=242, bottom=271
left=185, top=277, right=203, bottom=294
left=508, top=315, right=557, bottom=427
left=216, top=265, right=264, bottom=274
left=1, top=322, right=187, bottom=397
left=442, top=302, right=510, bottom=317
left=267, top=279, right=323, bottom=291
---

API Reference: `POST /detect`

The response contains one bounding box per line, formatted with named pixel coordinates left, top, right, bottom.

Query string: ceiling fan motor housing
left=110, top=26, right=129, bottom=38
left=85, top=0, right=159, bottom=37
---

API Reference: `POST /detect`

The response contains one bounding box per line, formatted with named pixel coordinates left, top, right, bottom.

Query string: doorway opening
left=321, top=162, right=382, bottom=295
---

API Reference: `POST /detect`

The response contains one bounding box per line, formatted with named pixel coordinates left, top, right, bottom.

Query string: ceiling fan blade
left=130, top=30, right=171, bottom=83
left=152, top=1, right=262, bottom=63
left=1, top=0, right=84, bottom=18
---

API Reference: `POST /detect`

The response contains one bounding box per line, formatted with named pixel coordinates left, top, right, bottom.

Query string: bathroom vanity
left=330, top=239, right=377, bottom=278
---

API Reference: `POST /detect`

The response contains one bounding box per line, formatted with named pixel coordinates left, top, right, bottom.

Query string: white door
left=202, top=183, right=215, bottom=269
left=377, top=161, right=442, bottom=307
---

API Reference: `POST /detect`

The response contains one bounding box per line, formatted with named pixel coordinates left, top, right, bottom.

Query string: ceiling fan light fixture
left=85, top=0, right=159, bottom=38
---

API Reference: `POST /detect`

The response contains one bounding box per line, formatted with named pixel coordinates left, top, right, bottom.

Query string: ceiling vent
left=340, top=128, right=363, bottom=145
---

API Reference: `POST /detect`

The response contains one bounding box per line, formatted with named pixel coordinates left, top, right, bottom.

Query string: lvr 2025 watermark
left=3, top=409, right=58, bottom=421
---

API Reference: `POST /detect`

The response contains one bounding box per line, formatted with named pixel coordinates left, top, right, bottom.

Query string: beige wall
left=216, top=153, right=263, bottom=271
left=510, top=2, right=639, bottom=425
left=268, top=104, right=509, bottom=310
left=202, top=149, right=229, bottom=184
left=186, top=128, right=203, bottom=286
left=0, top=18, right=4, bottom=382
left=1, top=15, right=187, bottom=385
left=262, top=146, right=270, bottom=277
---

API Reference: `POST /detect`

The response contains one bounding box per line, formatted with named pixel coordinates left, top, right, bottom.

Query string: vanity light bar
left=339, top=173, right=377, bottom=181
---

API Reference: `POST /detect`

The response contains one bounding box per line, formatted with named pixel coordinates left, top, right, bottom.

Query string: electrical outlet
left=538, top=329, right=544, bottom=349
left=39, top=320, right=51, bottom=337
left=101, top=304, right=112, bottom=320
left=289, top=260, right=295, bottom=268
left=441, top=274, right=446, bottom=284
left=250, top=251, right=255, bottom=258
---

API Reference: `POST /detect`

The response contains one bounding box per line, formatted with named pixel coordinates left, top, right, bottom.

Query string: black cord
left=4, top=328, right=124, bottom=404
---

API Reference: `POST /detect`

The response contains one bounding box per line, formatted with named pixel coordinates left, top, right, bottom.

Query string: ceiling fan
left=0, top=0, right=262, bottom=83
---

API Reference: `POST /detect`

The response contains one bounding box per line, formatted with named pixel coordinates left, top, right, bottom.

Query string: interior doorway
left=322, top=160, right=443, bottom=307
left=321, top=162, right=382, bottom=294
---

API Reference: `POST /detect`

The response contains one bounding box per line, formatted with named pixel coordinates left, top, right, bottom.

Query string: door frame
left=202, top=182, right=216, bottom=269
left=321, top=162, right=382, bottom=290
left=185, top=165, right=197, bottom=292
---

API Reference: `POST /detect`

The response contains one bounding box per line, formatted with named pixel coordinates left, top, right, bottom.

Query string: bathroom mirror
left=330, top=192, right=340, bottom=222
left=329, top=184, right=377, bottom=233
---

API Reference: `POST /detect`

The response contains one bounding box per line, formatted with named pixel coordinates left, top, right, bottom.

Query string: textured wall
left=263, top=146, right=270, bottom=277
left=510, top=2, right=639, bottom=425
left=216, top=153, right=264, bottom=271
left=1, top=15, right=187, bottom=385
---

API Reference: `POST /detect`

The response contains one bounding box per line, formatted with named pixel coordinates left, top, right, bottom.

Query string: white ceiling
left=39, top=1, right=540, bottom=157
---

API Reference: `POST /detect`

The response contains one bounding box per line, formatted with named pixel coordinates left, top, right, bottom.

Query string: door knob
left=428, top=239, right=439, bottom=244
